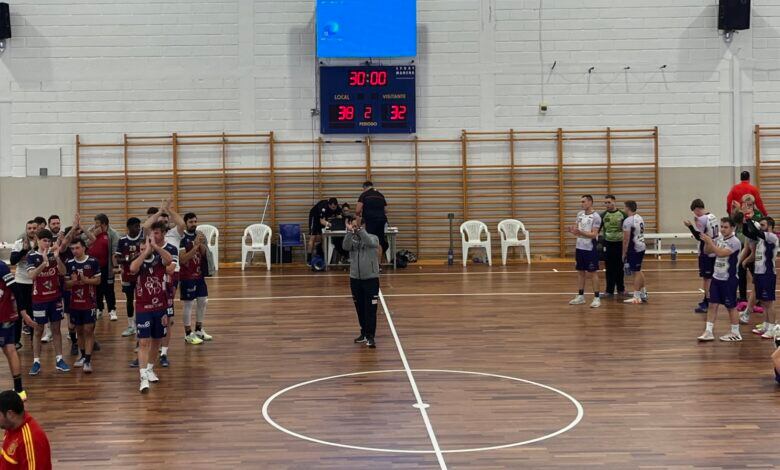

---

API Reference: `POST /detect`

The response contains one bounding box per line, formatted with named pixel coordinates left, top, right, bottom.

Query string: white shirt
left=165, top=227, right=182, bottom=272
left=575, top=211, right=601, bottom=251
left=696, top=213, right=720, bottom=258
left=622, top=214, right=646, bottom=253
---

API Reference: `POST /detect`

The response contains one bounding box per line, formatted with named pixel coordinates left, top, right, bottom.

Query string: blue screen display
left=316, top=0, right=417, bottom=58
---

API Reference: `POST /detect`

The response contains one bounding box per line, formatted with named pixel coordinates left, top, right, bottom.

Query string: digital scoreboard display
left=319, top=65, right=416, bottom=134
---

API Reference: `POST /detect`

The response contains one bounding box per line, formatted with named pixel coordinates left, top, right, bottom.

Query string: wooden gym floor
left=9, top=259, right=780, bottom=469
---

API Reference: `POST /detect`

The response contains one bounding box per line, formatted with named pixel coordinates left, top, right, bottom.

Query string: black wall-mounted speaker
left=719, top=0, right=750, bottom=31
left=0, top=3, right=10, bottom=40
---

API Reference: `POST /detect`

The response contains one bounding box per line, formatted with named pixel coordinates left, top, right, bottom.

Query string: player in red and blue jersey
left=25, top=229, right=70, bottom=375
left=179, top=213, right=212, bottom=345
left=0, top=261, right=26, bottom=401
left=130, top=221, right=178, bottom=393
left=114, top=217, right=143, bottom=338
left=65, top=239, right=101, bottom=374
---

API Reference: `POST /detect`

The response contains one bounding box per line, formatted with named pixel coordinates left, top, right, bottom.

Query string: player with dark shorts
left=621, top=201, right=647, bottom=304
left=685, top=199, right=720, bottom=313
left=696, top=217, right=742, bottom=342
left=26, top=229, right=70, bottom=375
left=130, top=221, right=178, bottom=393
left=0, top=261, right=26, bottom=401
left=115, top=218, right=143, bottom=338
left=568, top=195, right=602, bottom=308
left=180, top=213, right=212, bottom=345
left=64, top=239, right=100, bottom=373
left=307, top=197, right=340, bottom=262
left=742, top=217, right=778, bottom=339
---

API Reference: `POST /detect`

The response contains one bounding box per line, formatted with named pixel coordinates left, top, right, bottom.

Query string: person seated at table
left=307, top=198, right=340, bottom=263
left=327, top=209, right=350, bottom=264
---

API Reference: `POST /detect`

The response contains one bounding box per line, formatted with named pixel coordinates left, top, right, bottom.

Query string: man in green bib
left=601, top=195, right=626, bottom=298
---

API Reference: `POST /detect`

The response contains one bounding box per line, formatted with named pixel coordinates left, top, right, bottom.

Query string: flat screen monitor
left=316, top=0, right=417, bottom=58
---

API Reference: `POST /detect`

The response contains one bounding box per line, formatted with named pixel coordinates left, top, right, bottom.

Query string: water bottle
left=670, top=244, right=677, bottom=262
left=447, top=250, right=454, bottom=266
left=624, top=261, right=632, bottom=277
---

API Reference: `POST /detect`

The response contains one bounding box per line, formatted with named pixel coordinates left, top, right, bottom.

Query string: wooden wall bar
left=756, top=124, right=780, bottom=218
left=76, top=127, right=659, bottom=262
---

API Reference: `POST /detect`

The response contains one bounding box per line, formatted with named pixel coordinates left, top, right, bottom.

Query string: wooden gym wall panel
left=756, top=125, right=780, bottom=217
left=76, top=128, right=659, bottom=263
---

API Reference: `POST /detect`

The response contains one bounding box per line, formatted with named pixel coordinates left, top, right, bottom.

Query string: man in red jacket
left=727, top=171, right=768, bottom=216
left=0, top=390, right=51, bottom=469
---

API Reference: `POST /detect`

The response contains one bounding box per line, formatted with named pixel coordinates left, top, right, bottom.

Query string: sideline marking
left=378, top=289, right=447, bottom=468
left=261, top=369, right=584, bottom=454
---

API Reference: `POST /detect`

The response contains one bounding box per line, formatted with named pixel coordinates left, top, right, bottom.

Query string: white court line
left=209, top=267, right=698, bottom=280
left=109, top=290, right=708, bottom=303
left=378, top=289, right=448, bottom=469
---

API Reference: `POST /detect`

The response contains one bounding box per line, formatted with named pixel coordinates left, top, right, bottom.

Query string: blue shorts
left=136, top=311, right=167, bottom=339
left=575, top=248, right=599, bottom=272
left=180, top=278, right=208, bottom=301
left=62, top=291, right=71, bottom=315
left=754, top=274, right=776, bottom=302
left=70, top=309, right=96, bottom=326
left=0, top=322, right=14, bottom=348
left=32, top=299, right=64, bottom=325
left=698, top=254, right=716, bottom=279
left=627, top=250, right=645, bottom=272
left=709, top=278, right=738, bottom=309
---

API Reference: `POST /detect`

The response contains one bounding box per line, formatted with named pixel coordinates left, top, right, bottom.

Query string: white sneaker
left=74, top=357, right=85, bottom=368
left=761, top=326, right=778, bottom=339
left=184, top=333, right=204, bottom=345
left=146, top=369, right=159, bottom=383
left=569, top=295, right=586, bottom=305
left=109, top=310, right=118, bottom=321
left=624, top=297, right=642, bottom=304
left=697, top=330, right=715, bottom=341
left=719, top=333, right=742, bottom=342
left=194, top=329, right=213, bottom=341
left=41, top=326, right=52, bottom=343
left=739, top=311, right=750, bottom=325
left=139, top=376, right=150, bottom=393
left=590, top=297, right=601, bottom=308
left=96, top=310, right=104, bottom=320
left=121, top=326, right=136, bottom=337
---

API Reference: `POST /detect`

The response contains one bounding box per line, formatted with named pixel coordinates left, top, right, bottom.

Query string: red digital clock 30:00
left=320, top=65, right=416, bottom=134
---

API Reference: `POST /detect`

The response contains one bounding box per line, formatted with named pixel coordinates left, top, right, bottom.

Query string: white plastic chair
left=498, top=219, right=531, bottom=265
left=196, top=224, right=219, bottom=271
left=460, top=221, right=492, bottom=266
left=241, top=224, right=272, bottom=271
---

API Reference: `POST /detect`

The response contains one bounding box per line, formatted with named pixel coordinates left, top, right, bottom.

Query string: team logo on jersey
left=6, top=439, right=17, bottom=456
left=43, top=280, right=53, bottom=291
left=144, top=276, right=163, bottom=295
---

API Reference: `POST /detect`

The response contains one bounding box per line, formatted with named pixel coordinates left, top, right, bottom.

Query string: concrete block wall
left=0, top=0, right=779, bottom=240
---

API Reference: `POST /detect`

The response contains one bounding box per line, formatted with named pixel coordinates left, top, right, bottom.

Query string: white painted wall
left=0, top=0, right=778, bottom=176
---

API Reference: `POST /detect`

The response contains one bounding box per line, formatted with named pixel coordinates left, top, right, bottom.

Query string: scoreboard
left=319, top=65, right=416, bottom=134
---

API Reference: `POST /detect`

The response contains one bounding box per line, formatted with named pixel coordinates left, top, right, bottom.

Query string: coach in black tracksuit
left=343, top=216, right=380, bottom=349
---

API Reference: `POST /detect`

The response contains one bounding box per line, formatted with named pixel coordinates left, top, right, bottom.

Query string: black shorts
left=309, top=213, right=323, bottom=236
left=364, top=218, right=387, bottom=249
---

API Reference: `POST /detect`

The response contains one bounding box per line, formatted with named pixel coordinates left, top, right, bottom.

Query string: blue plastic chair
left=278, top=224, right=306, bottom=263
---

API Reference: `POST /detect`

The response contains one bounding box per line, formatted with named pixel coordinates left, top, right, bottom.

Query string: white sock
left=55, top=355, right=62, bottom=361
left=128, top=317, right=134, bottom=328
left=160, top=347, right=168, bottom=356
left=33, top=357, right=40, bottom=364
left=196, top=297, right=208, bottom=323
left=182, top=300, right=194, bottom=330
left=705, top=322, right=714, bottom=333
left=146, top=364, right=154, bottom=373
left=731, top=324, right=740, bottom=335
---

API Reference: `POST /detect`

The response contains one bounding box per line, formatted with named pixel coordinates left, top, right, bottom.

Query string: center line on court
left=378, top=289, right=448, bottom=469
